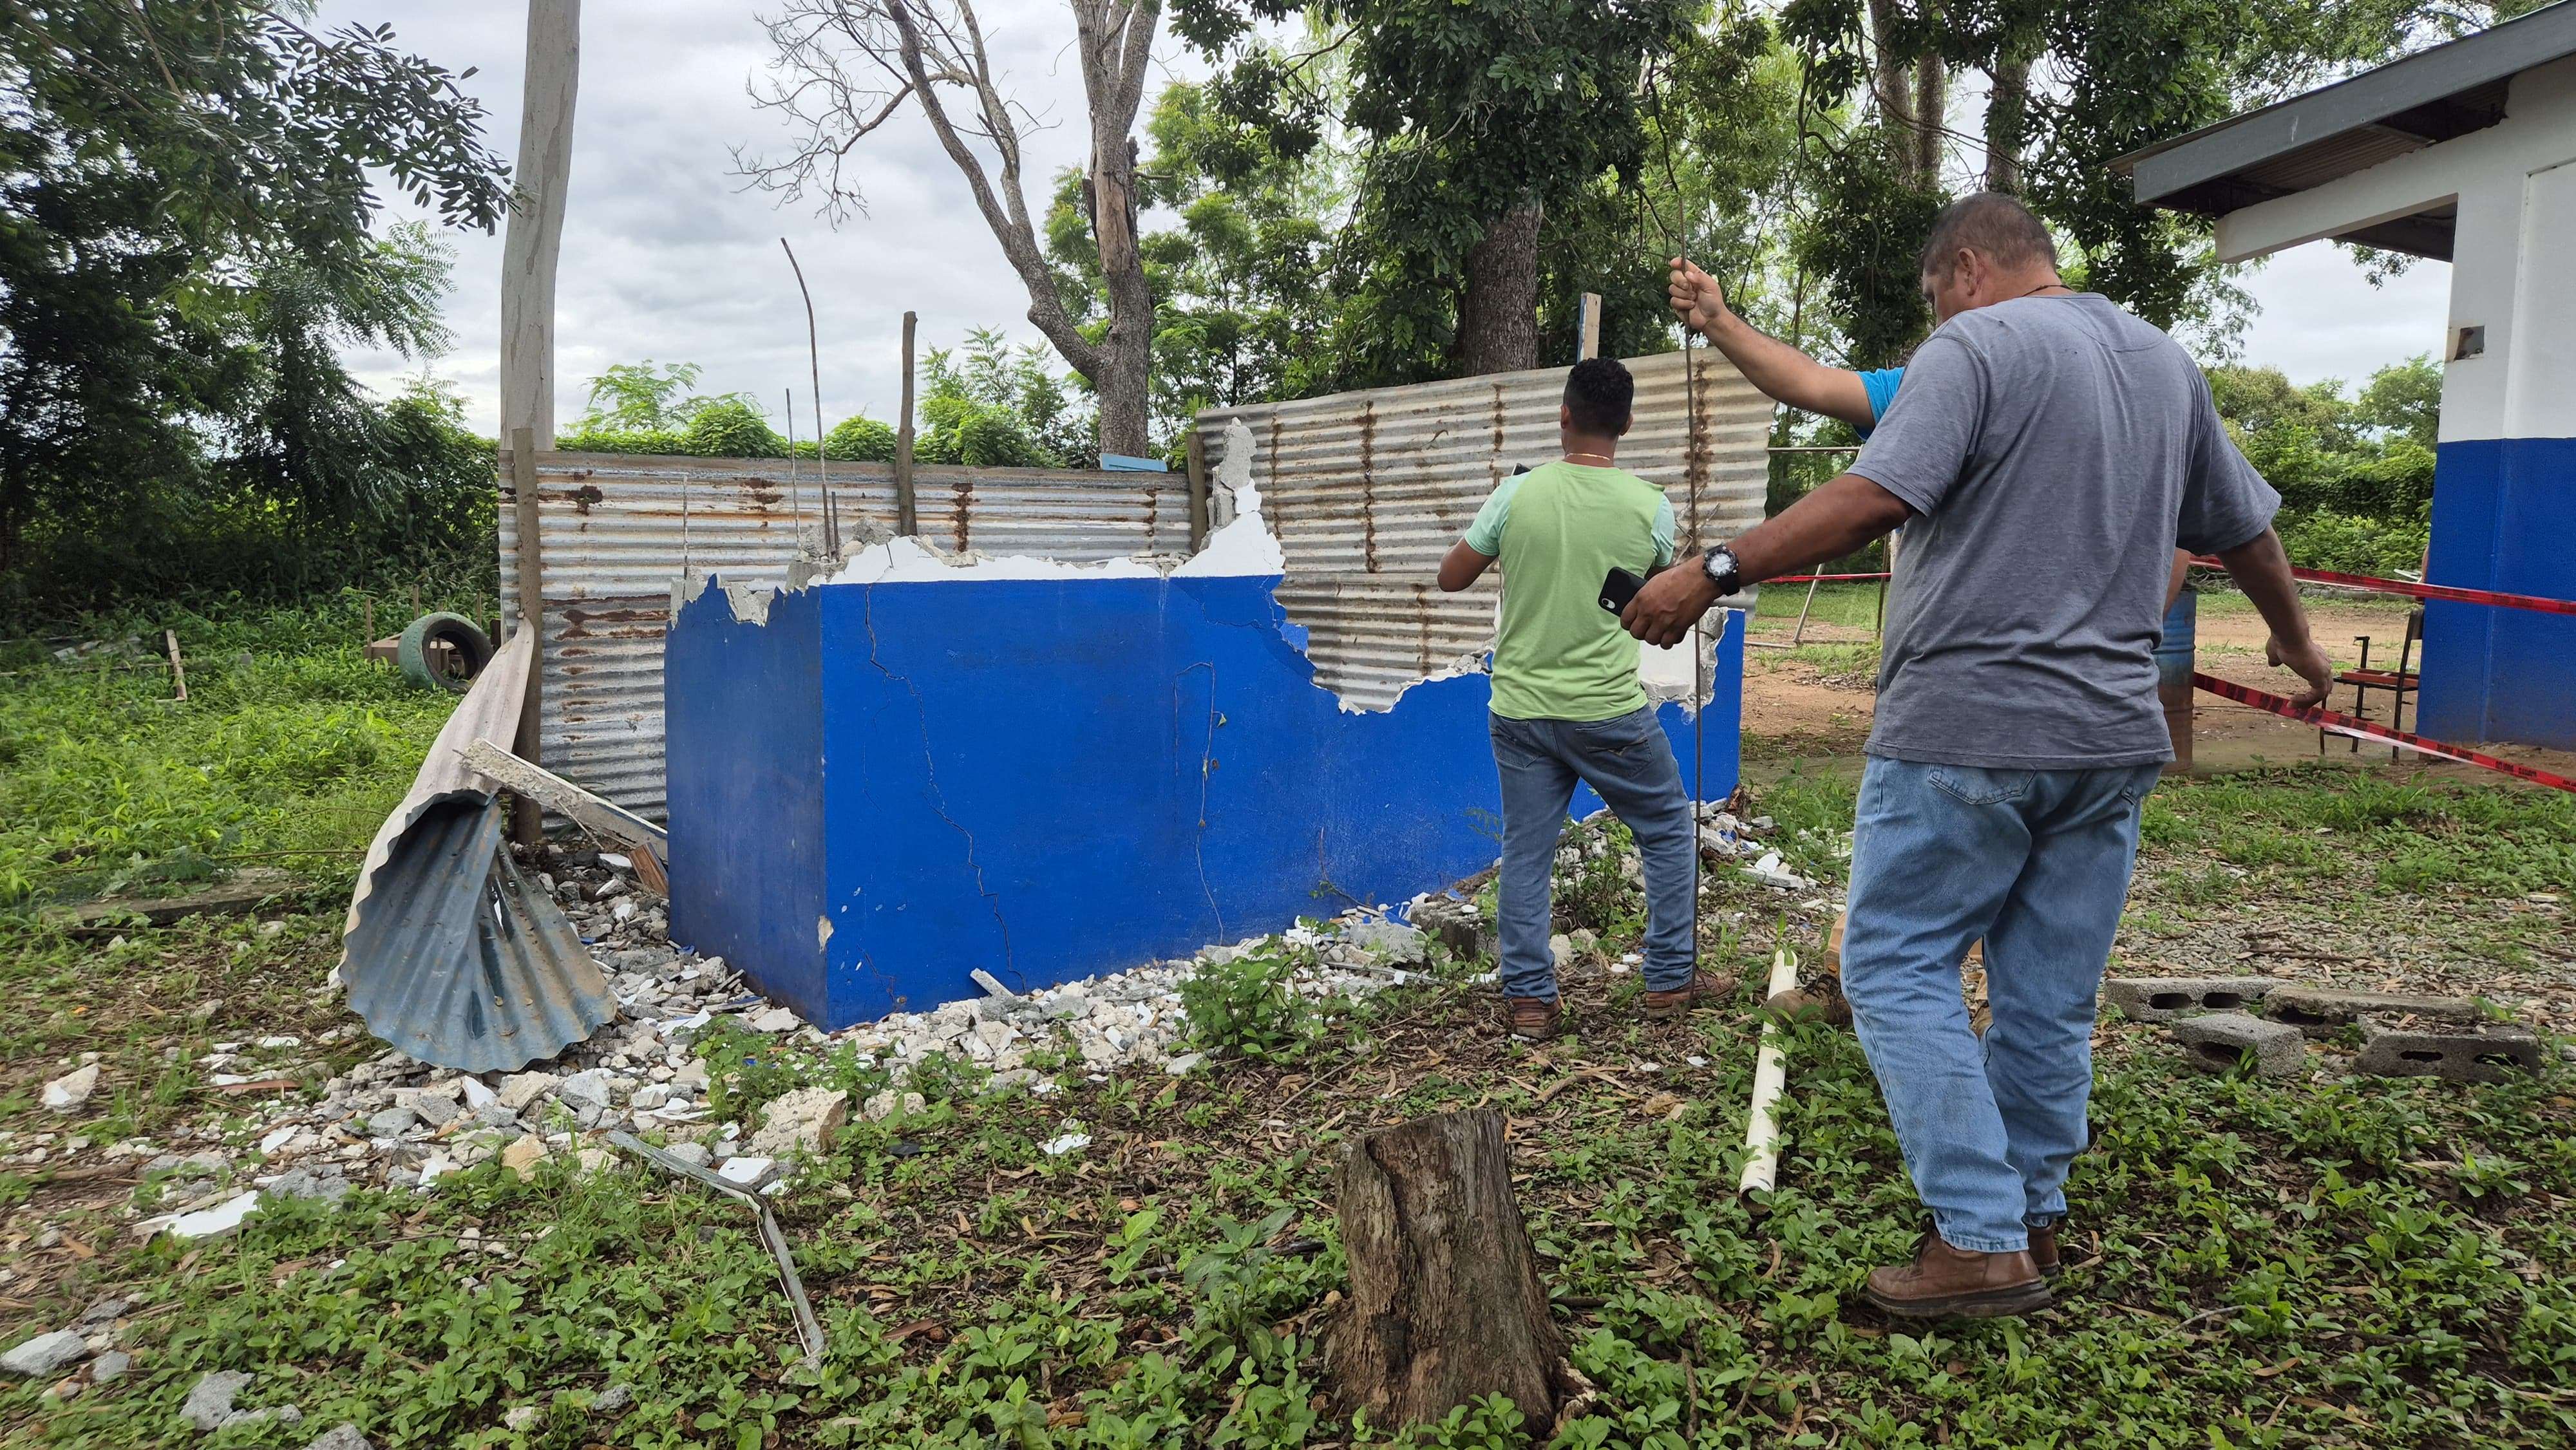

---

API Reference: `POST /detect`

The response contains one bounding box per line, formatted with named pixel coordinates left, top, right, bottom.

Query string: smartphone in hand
left=1599, top=566, right=1646, bottom=614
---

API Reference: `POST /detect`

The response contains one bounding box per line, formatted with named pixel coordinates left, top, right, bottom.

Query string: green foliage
left=916, top=331, right=1089, bottom=469
left=679, top=400, right=788, bottom=459
left=1179, top=937, right=1327, bottom=1062
left=2207, top=355, right=2441, bottom=570
left=1, top=6, right=510, bottom=622
left=825, top=413, right=900, bottom=464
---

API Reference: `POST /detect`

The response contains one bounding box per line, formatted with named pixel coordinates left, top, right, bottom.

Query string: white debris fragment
left=42, top=1065, right=100, bottom=1113
left=1041, top=1133, right=1092, bottom=1157
left=166, top=1192, right=262, bottom=1241
left=715, top=1155, right=777, bottom=1187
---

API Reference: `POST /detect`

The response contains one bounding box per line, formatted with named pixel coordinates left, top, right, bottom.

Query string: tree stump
left=1327, top=1108, right=1566, bottom=1431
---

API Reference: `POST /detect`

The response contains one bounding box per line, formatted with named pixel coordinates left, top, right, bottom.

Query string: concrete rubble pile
left=2103, top=974, right=2547, bottom=1081
left=10, top=847, right=1476, bottom=1259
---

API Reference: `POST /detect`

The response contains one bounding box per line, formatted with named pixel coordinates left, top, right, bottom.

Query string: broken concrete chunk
left=2102, top=976, right=2280, bottom=1023
left=167, top=1192, right=263, bottom=1241
left=2354, top=1020, right=2543, bottom=1084
left=263, top=1169, right=351, bottom=1205
left=861, top=1089, right=925, bottom=1122
left=556, top=1069, right=616, bottom=1113
left=89, top=1350, right=131, bottom=1385
left=2264, top=987, right=2482, bottom=1037
left=744, top=1087, right=849, bottom=1160
left=364, top=1106, right=419, bottom=1139
left=2170, top=1013, right=2306, bottom=1078
left=744, top=1006, right=799, bottom=1033
left=43, top=1064, right=101, bottom=1113
left=500, top=1135, right=548, bottom=1178
left=663, top=1142, right=712, bottom=1169
left=591, top=1384, right=634, bottom=1414
left=1163, top=1051, right=1206, bottom=1076
left=495, top=1072, right=557, bottom=1112
left=305, top=1425, right=372, bottom=1450
left=715, top=1155, right=777, bottom=1187
left=182, top=1370, right=254, bottom=1430
left=3, top=1331, right=91, bottom=1379
left=969, top=968, right=1016, bottom=1000
left=1343, top=920, right=1428, bottom=963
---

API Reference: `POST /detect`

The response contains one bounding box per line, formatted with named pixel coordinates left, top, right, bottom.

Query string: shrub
left=825, top=414, right=899, bottom=462
left=2277, top=508, right=2430, bottom=578
left=1180, top=939, right=1321, bottom=1061
left=679, top=400, right=787, bottom=458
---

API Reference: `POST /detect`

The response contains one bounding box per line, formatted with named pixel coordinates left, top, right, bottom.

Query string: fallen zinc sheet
left=339, top=626, right=617, bottom=1071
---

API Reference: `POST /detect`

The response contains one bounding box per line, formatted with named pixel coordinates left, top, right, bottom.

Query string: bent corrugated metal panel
left=1196, top=348, right=1772, bottom=706
left=498, top=453, right=1196, bottom=816
left=341, top=791, right=614, bottom=1073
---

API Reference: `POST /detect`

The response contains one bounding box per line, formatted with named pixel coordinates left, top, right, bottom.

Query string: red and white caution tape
left=2191, top=672, right=2576, bottom=794
left=2188, top=559, right=2576, bottom=617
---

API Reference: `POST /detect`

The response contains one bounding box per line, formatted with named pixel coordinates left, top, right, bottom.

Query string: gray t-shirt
left=1846, top=294, right=2278, bottom=769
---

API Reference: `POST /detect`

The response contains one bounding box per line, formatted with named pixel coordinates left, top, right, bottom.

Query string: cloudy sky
left=323, top=2, right=2456, bottom=437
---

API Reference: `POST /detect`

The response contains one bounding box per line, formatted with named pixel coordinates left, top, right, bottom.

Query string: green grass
left=0, top=599, right=471, bottom=905
left=5, top=634, right=2573, bottom=1449
left=1747, top=582, right=1884, bottom=635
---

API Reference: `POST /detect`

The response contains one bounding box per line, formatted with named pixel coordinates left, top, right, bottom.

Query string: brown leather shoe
left=1642, top=970, right=1739, bottom=1019
left=1864, top=1232, right=2052, bottom=1319
left=2029, top=1221, right=2062, bottom=1280
left=1765, top=980, right=1852, bottom=1026
left=1508, top=996, right=1564, bottom=1040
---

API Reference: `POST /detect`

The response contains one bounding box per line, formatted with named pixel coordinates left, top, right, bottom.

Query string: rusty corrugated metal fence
left=499, top=453, right=1196, bottom=816
left=1197, top=348, right=1772, bottom=708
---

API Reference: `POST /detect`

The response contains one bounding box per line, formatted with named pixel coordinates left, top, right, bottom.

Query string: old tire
left=397, top=612, right=494, bottom=693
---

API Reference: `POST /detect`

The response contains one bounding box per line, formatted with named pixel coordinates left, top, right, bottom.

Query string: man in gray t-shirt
left=1635, top=192, right=2331, bottom=1320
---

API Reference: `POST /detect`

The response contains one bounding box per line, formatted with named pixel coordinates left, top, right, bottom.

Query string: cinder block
left=2354, top=1019, right=2543, bottom=1084
left=2170, top=1013, right=2307, bottom=1077
left=2264, top=987, right=2481, bottom=1038
left=2102, top=976, right=2280, bottom=1022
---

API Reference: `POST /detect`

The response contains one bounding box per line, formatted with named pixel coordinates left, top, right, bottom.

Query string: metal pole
left=896, top=310, right=918, bottom=537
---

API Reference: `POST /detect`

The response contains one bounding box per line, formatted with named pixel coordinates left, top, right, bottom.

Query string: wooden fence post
left=1577, top=292, right=1603, bottom=361
left=1185, top=431, right=1211, bottom=552
left=509, top=427, right=546, bottom=846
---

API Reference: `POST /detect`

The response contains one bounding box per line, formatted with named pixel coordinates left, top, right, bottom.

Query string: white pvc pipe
left=1739, top=946, right=1802, bottom=1194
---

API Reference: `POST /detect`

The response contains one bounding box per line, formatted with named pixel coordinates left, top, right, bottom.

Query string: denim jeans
left=1490, top=708, right=1698, bottom=1000
left=1841, top=756, right=2163, bottom=1253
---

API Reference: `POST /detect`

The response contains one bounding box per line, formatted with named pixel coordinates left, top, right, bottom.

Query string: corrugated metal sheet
left=1197, top=348, right=1773, bottom=708
left=499, top=453, right=1195, bottom=814
left=339, top=626, right=614, bottom=1071
left=341, top=791, right=615, bottom=1073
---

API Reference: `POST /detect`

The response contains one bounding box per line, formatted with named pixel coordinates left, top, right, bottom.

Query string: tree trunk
left=1984, top=52, right=2032, bottom=192
left=1913, top=51, right=1947, bottom=186
left=1090, top=131, right=1152, bottom=458
left=1457, top=202, right=1542, bottom=376
left=1327, top=1109, right=1567, bottom=1431
left=1864, top=0, right=1917, bottom=183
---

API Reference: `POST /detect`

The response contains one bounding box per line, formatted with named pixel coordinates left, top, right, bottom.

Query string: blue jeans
left=1490, top=708, right=1698, bottom=1001
left=1842, top=757, right=2163, bottom=1253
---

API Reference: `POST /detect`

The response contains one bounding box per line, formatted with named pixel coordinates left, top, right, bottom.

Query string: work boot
left=2028, top=1221, right=2062, bottom=1280
left=1508, top=996, right=1564, bottom=1041
left=1642, top=970, right=1738, bottom=1019
left=1863, top=1232, right=2052, bottom=1320
left=1765, top=977, right=1852, bottom=1026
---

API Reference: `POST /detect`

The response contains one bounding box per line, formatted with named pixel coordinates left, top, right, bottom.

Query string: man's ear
left=1559, top=402, right=1573, bottom=429
left=1617, top=413, right=1634, bottom=438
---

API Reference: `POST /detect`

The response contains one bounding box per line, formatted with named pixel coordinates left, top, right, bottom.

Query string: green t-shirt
left=1465, top=462, right=1676, bottom=722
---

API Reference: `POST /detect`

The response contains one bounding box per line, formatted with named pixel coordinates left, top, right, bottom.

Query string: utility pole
left=500, top=0, right=580, bottom=447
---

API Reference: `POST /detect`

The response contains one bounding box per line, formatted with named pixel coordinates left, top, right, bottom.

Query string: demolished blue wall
left=670, top=572, right=1743, bottom=1026
left=663, top=585, right=833, bottom=1024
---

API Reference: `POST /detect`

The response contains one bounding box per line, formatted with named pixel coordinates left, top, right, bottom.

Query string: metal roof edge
left=2114, top=3, right=2576, bottom=198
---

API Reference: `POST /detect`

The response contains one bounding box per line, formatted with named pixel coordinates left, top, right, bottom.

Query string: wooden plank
left=463, top=737, right=668, bottom=852
left=162, top=630, right=187, bottom=702
left=1577, top=292, right=1603, bottom=361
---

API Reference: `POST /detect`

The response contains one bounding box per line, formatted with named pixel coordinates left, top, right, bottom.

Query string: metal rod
left=780, top=238, right=836, bottom=554
left=607, top=1133, right=823, bottom=1371
left=896, top=309, right=918, bottom=537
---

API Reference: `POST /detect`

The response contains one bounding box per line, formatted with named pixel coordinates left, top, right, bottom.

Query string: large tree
left=0, top=3, right=509, bottom=601
left=743, top=1, right=1164, bottom=458
left=1175, top=0, right=1702, bottom=381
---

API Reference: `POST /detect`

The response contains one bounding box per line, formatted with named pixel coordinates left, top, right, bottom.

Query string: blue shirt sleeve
left=1855, top=367, right=1905, bottom=438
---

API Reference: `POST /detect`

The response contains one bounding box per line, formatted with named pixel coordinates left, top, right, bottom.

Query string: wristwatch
left=1701, top=543, right=1743, bottom=596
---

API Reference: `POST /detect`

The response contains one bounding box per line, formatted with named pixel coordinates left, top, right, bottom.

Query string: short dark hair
left=1563, top=357, right=1634, bottom=434
left=1918, top=192, right=2058, bottom=279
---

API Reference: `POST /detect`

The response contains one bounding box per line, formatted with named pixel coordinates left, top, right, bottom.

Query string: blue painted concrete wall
left=669, top=572, right=1743, bottom=1027
left=664, top=586, right=833, bottom=1024
left=2420, top=437, right=2576, bottom=750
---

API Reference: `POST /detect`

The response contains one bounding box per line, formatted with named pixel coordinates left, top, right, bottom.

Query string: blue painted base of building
left=665, top=574, right=1744, bottom=1028
left=2420, top=437, right=2576, bottom=750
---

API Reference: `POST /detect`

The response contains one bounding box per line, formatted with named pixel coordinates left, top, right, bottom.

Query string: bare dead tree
left=739, top=1, right=1161, bottom=458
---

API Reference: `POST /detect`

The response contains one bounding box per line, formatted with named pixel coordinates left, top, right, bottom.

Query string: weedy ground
left=2, top=621, right=2572, bottom=1449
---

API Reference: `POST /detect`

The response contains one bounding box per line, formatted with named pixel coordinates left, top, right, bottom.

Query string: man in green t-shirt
left=1437, top=358, right=1736, bottom=1040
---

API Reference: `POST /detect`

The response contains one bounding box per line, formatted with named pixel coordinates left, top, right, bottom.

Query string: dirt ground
left=1738, top=592, right=2576, bottom=786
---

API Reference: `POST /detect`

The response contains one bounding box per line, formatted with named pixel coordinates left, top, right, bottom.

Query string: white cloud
left=327, top=3, right=2453, bottom=431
